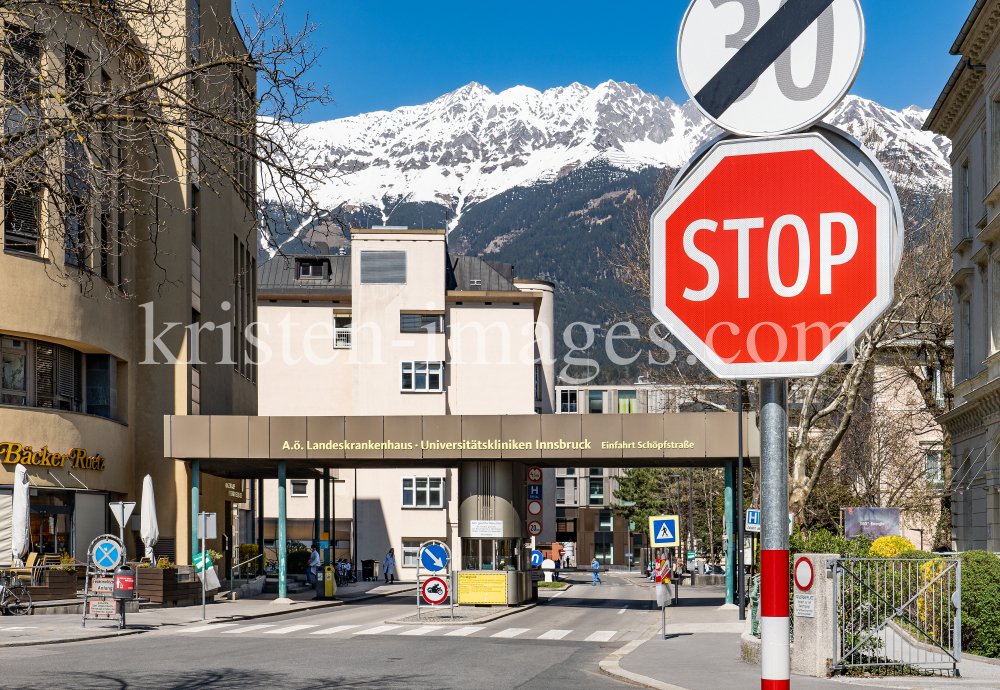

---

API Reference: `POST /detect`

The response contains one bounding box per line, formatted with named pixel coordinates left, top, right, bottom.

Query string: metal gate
left=832, top=558, right=961, bottom=675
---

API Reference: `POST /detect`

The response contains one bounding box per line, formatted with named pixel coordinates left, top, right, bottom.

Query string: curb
left=599, top=621, right=693, bottom=690
left=0, top=628, right=146, bottom=648
left=385, top=601, right=539, bottom=626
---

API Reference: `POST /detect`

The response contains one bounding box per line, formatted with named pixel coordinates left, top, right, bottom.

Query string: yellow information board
left=458, top=572, right=507, bottom=605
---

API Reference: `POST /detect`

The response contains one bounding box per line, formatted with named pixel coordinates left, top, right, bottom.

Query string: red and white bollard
left=760, top=379, right=789, bottom=689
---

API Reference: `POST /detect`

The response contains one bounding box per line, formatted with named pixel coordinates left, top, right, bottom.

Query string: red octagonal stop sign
left=650, top=134, right=895, bottom=378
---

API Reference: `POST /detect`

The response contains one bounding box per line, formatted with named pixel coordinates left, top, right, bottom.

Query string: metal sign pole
left=200, top=513, right=206, bottom=621
left=737, top=379, right=746, bottom=621
left=760, top=379, right=790, bottom=690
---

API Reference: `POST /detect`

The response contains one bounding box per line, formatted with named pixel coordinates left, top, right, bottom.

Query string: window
left=598, top=509, right=613, bottom=532
left=190, top=186, right=199, bottom=247
left=534, top=364, right=541, bottom=401
left=401, top=361, right=443, bottom=392
left=594, top=532, right=613, bottom=565
left=4, top=28, right=41, bottom=136
left=191, top=0, right=201, bottom=61
left=564, top=467, right=575, bottom=475
left=4, top=184, right=40, bottom=254
left=926, top=451, right=944, bottom=490
left=290, top=480, right=308, bottom=497
left=85, top=354, right=116, bottom=420
left=589, top=390, right=604, bottom=414
left=402, top=540, right=421, bottom=567
left=1, top=337, right=28, bottom=406
left=963, top=161, right=970, bottom=238
left=589, top=478, right=604, bottom=505
left=556, top=478, right=565, bottom=505
left=963, top=298, right=972, bottom=380
left=334, top=315, right=352, bottom=348
left=560, top=390, right=577, bottom=413
left=401, top=477, right=444, bottom=508
left=590, top=468, right=603, bottom=476
left=400, top=314, right=443, bottom=332
left=618, top=390, right=637, bottom=413
left=360, top=250, right=406, bottom=284
left=297, top=260, right=322, bottom=279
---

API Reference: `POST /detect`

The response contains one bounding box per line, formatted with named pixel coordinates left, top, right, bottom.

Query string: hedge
left=960, top=550, right=1000, bottom=658
left=287, top=549, right=311, bottom=574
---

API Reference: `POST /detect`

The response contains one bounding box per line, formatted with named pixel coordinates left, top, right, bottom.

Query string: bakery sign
left=0, top=442, right=107, bottom=471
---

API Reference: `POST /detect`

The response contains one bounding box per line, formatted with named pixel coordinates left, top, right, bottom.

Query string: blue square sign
left=648, top=515, right=679, bottom=547
left=527, top=485, right=542, bottom=501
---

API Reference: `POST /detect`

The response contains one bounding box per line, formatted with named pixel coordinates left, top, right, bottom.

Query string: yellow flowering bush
left=917, top=558, right=949, bottom=640
left=868, top=535, right=915, bottom=559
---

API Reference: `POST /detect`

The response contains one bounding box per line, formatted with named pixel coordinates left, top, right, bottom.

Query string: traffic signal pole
left=760, top=379, right=789, bottom=690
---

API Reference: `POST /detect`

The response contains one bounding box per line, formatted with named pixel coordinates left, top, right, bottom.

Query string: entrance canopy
left=164, top=413, right=760, bottom=479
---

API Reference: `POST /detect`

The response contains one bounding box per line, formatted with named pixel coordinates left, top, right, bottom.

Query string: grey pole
left=669, top=474, right=680, bottom=606
left=201, top=514, right=206, bottom=620
left=759, top=378, right=790, bottom=687
left=688, top=469, right=693, bottom=574
left=737, top=379, right=746, bottom=621
left=278, top=460, right=287, bottom=600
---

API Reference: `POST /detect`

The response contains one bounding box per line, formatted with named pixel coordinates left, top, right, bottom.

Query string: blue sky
left=262, top=0, right=972, bottom=121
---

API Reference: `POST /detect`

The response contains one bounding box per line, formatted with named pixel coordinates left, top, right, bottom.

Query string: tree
left=1, top=0, right=337, bottom=295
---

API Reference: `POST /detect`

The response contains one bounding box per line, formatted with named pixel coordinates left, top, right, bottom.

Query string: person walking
left=382, top=548, right=396, bottom=584
left=307, top=545, right=321, bottom=586
left=591, top=557, right=603, bottom=586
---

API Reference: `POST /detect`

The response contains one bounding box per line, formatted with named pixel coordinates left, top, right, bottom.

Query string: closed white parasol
left=11, top=464, right=30, bottom=568
left=140, top=474, right=159, bottom=561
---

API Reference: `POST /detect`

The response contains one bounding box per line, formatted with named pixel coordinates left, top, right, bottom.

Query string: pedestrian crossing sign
left=648, top=515, right=679, bottom=547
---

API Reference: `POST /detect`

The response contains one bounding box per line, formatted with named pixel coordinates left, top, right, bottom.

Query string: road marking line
left=537, top=629, right=571, bottom=640
left=491, top=628, right=530, bottom=638
left=177, top=624, right=238, bottom=633
left=444, top=627, right=483, bottom=637
left=353, top=625, right=401, bottom=635
left=585, top=630, right=617, bottom=642
left=310, top=625, right=360, bottom=635
left=618, top=605, right=629, bottom=614
left=398, top=626, right=445, bottom=636
left=221, top=624, right=275, bottom=634
left=265, top=624, right=318, bottom=634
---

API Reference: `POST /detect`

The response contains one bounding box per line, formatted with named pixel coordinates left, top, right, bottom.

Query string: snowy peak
left=300, top=83, right=951, bottom=223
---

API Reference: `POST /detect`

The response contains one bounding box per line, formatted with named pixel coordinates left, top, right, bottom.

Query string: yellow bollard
left=325, top=565, right=336, bottom=598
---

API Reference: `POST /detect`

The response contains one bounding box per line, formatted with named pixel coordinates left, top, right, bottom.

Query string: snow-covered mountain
left=301, top=80, right=952, bottom=224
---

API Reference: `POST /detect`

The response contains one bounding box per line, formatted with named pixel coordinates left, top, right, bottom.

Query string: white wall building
left=254, top=228, right=555, bottom=577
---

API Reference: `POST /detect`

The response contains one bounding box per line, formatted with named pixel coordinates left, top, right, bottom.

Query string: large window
left=360, top=250, right=406, bottom=284
left=589, top=390, right=604, bottom=414
left=598, top=509, right=613, bottom=531
left=401, top=361, right=443, bottom=392
left=589, top=478, right=604, bottom=506
left=556, top=478, right=565, bottom=505
left=594, top=532, right=613, bottom=565
left=402, top=540, right=421, bottom=567
left=926, top=451, right=944, bottom=490
left=560, top=390, right=577, bottom=413
left=400, top=314, right=443, bottom=332
left=1, top=336, right=90, bottom=413
left=401, top=477, right=444, bottom=508
left=618, top=390, right=637, bottom=413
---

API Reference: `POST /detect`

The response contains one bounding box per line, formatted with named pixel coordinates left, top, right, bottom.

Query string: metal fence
left=832, top=558, right=961, bottom=676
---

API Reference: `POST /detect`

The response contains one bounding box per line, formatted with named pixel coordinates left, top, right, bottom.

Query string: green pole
left=724, top=459, right=734, bottom=605
left=278, top=460, right=287, bottom=599
left=323, top=468, right=331, bottom=568
left=191, top=459, right=200, bottom=565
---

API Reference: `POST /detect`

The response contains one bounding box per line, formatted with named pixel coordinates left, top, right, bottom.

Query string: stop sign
left=650, top=134, right=894, bottom=378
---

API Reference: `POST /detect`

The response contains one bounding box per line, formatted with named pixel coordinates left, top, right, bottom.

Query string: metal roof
left=257, top=255, right=351, bottom=296
left=446, top=255, right=517, bottom=291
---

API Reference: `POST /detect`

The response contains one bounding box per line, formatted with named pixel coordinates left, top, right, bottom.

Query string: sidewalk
left=0, top=580, right=415, bottom=648
left=605, top=585, right=1000, bottom=690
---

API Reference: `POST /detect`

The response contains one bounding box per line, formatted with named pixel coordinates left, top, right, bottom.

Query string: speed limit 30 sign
left=650, top=134, right=894, bottom=379
left=679, top=0, right=864, bottom=136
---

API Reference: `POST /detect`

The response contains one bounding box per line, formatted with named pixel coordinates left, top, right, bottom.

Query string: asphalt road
left=0, top=572, right=657, bottom=690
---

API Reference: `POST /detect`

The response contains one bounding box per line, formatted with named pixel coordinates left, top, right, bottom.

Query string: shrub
left=156, top=557, right=174, bottom=569
left=869, top=536, right=915, bottom=559
left=895, top=549, right=936, bottom=560
left=960, top=551, right=1000, bottom=658
left=286, top=549, right=310, bottom=574
left=60, top=552, right=77, bottom=573
left=207, top=549, right=224, bottom=565
left=790, top=529, right=872, bottom=558
left=239, top=544, right=261, bottom=575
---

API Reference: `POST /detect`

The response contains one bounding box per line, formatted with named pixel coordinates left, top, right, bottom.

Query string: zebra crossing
left=174, top=620, right=625, bottom=643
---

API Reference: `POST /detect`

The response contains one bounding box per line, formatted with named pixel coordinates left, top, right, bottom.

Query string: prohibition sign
left=528, top=521, right=542, bottom=536
left=92, top=538, right=123, bottom=571
left=422, top=577, right=449, bottom=605
left=679, top=0, right=865, bottom=136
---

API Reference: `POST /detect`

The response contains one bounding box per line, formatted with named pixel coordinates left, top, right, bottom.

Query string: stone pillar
left=791, top=553, right=838, bottom=677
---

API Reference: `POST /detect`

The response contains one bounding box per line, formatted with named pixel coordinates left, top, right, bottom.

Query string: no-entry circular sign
left=650, top=133, right=895, bottom=378
left=678, top=0, right=865, bottom=136
left=794, top=557, right=814, bottom=591
left=422, top=577, right=449, bottom=605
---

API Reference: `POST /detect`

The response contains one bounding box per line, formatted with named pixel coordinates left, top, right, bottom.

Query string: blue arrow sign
left=530, top=550, right=543, bottom=567
left=527, top=484, right=542, bottom=501
left=420, top=543, right=448, bottom=572
left=649, top=516, right=679, bottom=547
left=93, top=540, right=121, bottom=570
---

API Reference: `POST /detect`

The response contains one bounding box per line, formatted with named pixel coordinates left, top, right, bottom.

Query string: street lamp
left=670, top=474, right=681, bottom=606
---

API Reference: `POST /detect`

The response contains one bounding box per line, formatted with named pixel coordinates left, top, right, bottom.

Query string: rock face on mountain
left=300, top=80, right=950, bottom=224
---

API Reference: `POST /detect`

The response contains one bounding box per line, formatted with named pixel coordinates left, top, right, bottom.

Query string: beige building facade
left=925, top=0, right=1000, bottom=552
left=254, top=228, right=556, bottom=579
left=0, top=0, right=257, bottom=569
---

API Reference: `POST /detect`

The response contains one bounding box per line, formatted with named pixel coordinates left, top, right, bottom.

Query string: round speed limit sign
left=528, top=521, right=542, bottom=536
left=678, top=0, right=865, bottom=136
